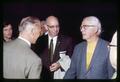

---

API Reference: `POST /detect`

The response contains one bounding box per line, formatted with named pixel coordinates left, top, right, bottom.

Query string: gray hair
left=83, top=16, right=102, bottom=35
left=19, top=16, right=40, bottom=32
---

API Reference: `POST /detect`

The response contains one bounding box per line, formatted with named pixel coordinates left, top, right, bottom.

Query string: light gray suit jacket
left=3, top=38, right=42, bottom=79
left=64, top=38, right=114, bottom=79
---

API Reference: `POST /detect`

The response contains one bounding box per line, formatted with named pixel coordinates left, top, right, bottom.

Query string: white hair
left=83, top=16, right=102, bottom=35
left=19, top=16, right=40, bottom=32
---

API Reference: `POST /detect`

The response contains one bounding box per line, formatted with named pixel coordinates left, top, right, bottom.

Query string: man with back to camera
left=3, top=16, right=43, bottom=79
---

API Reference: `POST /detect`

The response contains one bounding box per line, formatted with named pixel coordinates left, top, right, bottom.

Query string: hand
left=49, top=62, right=61, bottom=72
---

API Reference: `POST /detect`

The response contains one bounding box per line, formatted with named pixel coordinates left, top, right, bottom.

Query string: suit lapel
left=80, top=42, right=88, bottom=76
left=81, top=39, right=101, bottom=77
left=53, top=36, right=60, bottom=55
left=52, top=36, right=61, bottom=62
left=87, top=38, right=101, bottom=72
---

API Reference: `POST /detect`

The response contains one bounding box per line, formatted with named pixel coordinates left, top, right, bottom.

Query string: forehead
left=4, top=25, right=12, bottom=29
left=82, top=19, right=98, bottom=25
left=47, top=18, right=59, bottom=25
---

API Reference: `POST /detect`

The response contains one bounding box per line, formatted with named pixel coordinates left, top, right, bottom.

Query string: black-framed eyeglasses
left=80, top=25, right=97, bottom=30
left=47, top=25, right=59, bottom=28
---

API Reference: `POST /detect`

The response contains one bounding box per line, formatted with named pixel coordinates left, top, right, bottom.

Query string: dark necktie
left=50, top=39, right=53, bottom=62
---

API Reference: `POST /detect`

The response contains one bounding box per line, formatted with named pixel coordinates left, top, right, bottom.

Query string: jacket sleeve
left=53, top=51, right=71, bottom=79
left=64, top=45, right=79, bottom=79
left=28, top=58, right=42, bottom=79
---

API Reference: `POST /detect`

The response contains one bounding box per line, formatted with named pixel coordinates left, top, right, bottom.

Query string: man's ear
left=96, top=27, right=101, bottom=35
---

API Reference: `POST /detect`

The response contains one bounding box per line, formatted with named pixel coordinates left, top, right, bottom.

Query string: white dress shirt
left=48, top=36, right=71, bottom=79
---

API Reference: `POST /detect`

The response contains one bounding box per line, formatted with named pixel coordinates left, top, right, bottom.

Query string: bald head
left=46, top=16, right=59, bottom=25
left=45, top=16, right=60, bottom=37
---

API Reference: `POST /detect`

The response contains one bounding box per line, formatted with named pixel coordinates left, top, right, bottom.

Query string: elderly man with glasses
left=64, top=16, right=114, bottom=79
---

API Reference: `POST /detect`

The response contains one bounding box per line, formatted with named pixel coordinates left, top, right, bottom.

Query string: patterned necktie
left=50, top=39, right=53, bottom=62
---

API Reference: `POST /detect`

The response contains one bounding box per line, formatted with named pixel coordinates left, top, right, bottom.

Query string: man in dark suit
left=64, top=16, right=114, bottom=79
left=31, top=16, right=75, bottom=79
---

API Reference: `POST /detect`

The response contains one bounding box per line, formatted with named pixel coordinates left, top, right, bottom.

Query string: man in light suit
left=3, top=16, right=43, bottom=79
left=64, top=16, right=114, bottom=79
left=31, top=16, right=75, bottom=79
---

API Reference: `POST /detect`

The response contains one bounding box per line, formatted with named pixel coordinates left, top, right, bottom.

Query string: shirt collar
left=48, top=36, right=58, bottom=41
left=18, top=36, right=31, bottom=47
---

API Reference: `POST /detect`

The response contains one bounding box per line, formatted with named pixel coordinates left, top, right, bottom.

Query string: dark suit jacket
left=64, top=38, right=114, bottom=79
left=31, top=34, right=75, bottom=79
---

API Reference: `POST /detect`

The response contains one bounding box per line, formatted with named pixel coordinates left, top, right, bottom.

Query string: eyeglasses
left=80, top=25, right=97, bottom=30
left=47, top=25, right=59, bottom=28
